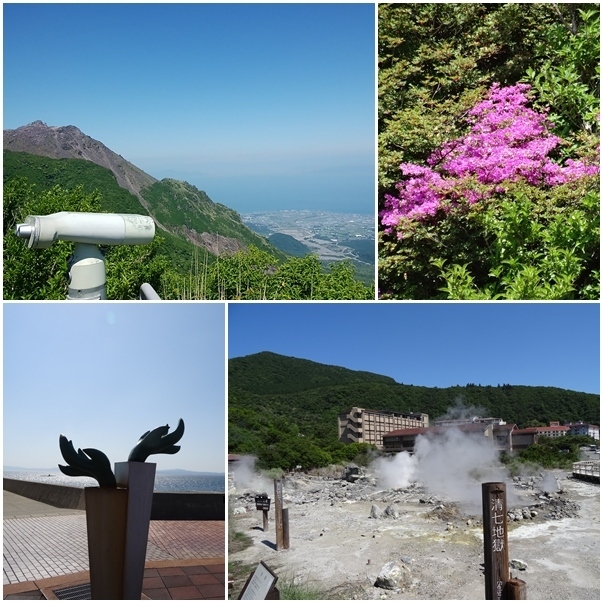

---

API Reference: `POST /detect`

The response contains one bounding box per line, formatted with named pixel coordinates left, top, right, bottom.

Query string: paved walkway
left=3, top=492, right=225, bottom=599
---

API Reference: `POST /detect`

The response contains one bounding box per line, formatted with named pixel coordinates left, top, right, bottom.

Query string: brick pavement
left=3, top=560, right=226, bottom=600
left=3, top=516, right=89, bottom=584
left=142, top=563, right=226, bottom=599
left=3, top=491, right=225, bottom=599
left=3, top=515, right=225, bottom=585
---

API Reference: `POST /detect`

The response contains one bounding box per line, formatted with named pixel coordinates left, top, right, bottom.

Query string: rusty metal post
left=482, top=482, right=509, bottom=600
left=274, top=479, right=284, bottom=550
left=282, top=508, right=290, bottom=549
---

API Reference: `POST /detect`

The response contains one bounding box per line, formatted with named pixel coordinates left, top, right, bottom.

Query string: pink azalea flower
left=381, top=83, right=599, bottom=233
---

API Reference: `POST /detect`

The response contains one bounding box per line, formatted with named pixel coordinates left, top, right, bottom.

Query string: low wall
left=4, top=478, right=85, bottom=510
left=3, top=479, right=225, bottom=520
left=151, top=492, right=225, bottom=520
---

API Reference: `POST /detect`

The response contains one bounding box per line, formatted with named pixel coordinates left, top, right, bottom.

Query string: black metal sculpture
left=58, top=435, right=117, bottom=487
left=128, top=418, right=185, bottom=462
left=58, top=419, right=185, bottom=486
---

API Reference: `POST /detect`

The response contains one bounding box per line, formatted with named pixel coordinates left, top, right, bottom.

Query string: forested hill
left=3, top=149, right=285, bottom=264
left=230, top=351, right=396, bottom=395
left=229, top=352, right=600, bottom=466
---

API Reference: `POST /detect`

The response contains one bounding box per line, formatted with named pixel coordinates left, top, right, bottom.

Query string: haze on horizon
left=3, top=464, right=224, bottom=475
left=3, top=3, right=375, bottom=215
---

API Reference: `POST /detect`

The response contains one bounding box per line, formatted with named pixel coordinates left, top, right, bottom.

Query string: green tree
left=432, top=179, right=600, bottom=300
left=3, top=178, right=169, bottom=300
left=525, top=6, right=600, bottom=139
left=3, top=180, right=99, bottom=299
left=208, top=245, right=275, bottom=300
left=516, top=435, right=583, bottom=469
left=378, top=3, right=600, bottom=300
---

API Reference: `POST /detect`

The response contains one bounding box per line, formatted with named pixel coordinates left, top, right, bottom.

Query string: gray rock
left=344, top=465, right=363, bottom=483
left=369, top=504, right=382, bottom=519
left=374, top=561, right=412, bottom=590
left=383, top=503, right=400, bottom=519
left=510, top=559, right=528, bottom=571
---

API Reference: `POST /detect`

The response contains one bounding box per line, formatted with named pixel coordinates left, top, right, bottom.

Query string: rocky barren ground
left=229, top=469, right=599, bottom=600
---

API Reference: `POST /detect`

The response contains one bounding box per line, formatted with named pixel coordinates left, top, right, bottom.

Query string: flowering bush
left=379, top=176, right=599, bottom=300
left=381, top=83, right=599, bottom=233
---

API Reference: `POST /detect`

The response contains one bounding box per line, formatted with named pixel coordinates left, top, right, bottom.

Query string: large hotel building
left=338, top=406, right=429, bottom=449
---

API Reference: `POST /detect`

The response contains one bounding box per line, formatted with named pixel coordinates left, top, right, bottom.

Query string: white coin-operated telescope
left=15, top=212, right=156, bottom=300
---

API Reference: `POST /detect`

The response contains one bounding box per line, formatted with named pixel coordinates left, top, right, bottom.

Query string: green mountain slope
left=141, top=179, right=287, bottom=261
left=4, top=150, right=285, bottom=261
left=4, top=123, right=285, bottom=262
left=3, top=151, right=200, bottom=272
left=229, top=352, right=600, bottom=468
left=4, top=150, right=288, bottom=269
left=4, top=150, right=142, bottom=214
left=230, top=351, right=396, bottom=395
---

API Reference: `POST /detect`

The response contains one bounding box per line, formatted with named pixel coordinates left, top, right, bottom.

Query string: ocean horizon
left=4, top=470, right=225, bottom=493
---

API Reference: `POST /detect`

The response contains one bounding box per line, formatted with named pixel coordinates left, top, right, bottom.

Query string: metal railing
left=139, top=283, right=162, bottom=300
left=572, top=461, right=600, bottom=479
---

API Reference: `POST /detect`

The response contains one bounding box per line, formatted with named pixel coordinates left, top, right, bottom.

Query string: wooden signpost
left=255, top=493, right=271, bottom=532
left=282, top=508, right=290, bottom=549
left=274, top=479, right=284, bottom=549
left=482, top=482, right=526, bottom=600
left=482, top=482, right=509, bottom=600
left=274, top=479, right=290, bottom=550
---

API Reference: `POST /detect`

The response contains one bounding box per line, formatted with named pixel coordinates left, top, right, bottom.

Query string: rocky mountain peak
left=3, top=121, right=157, bottom=200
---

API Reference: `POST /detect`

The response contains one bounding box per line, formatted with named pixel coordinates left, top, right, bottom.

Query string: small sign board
left=239, top=561, right=278, bottom=600
left=255, top=494, right=271, bottom=511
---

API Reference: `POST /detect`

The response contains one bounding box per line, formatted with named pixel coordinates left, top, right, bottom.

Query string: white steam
left=372, top=427, right=511, bottom=512
left=231, top=455, right=272, bottom=493
left=372, top=449, right=417, bottom=489
left=415, top=428, right=507, bottom=510
left=541, top=471, right=559, bottom=493
left=436, top=396, right=488, bottom=422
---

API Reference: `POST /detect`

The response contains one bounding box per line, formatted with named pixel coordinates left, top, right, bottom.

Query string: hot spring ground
left=228, top=469, right=599, bottom=600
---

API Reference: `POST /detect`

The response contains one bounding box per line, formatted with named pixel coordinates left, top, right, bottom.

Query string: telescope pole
left=66, top=243, right=107, bottom=300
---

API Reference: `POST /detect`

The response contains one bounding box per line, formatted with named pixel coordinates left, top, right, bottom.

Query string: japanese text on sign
left=491, top=496, right=505, bottom=553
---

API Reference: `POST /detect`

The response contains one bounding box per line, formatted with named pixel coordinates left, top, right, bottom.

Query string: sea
left=4, top=470, right=225, bottom=493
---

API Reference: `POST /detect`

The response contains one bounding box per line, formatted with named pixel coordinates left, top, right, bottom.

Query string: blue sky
left=228, top=303, right=600, bottom=395
left=3, top=3, right=375, bottom=214
left=3, top=303, right=225, bottom=471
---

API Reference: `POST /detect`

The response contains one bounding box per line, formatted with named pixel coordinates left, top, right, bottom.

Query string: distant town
left=338, top=406, right=600, bottom=453
left=242, top=209, right=374, bottom=264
